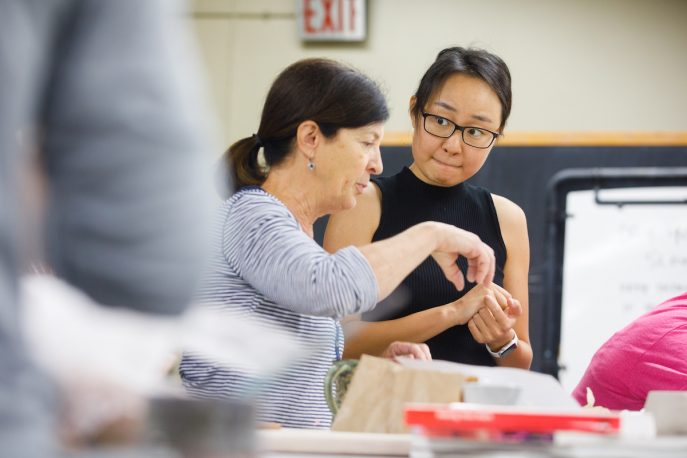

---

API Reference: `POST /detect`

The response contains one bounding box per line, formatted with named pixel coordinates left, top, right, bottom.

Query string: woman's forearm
left=342, top=304, right=461, bottom=359
left=494, top=338, right=533, bottom=369
left=357, top=222, right=438, bottom=300
left=342, top=284, right=507, bottom=359
left=358, top=221, right=494, bottom=301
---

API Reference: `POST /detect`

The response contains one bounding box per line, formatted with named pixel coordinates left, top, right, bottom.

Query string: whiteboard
left=558, top=186, right=687, bottom=392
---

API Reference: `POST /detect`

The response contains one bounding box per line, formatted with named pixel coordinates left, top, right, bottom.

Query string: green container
left=324, top=359, right=359, bottom=416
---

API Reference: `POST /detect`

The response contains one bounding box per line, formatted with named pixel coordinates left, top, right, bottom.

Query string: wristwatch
left=486, top=332, right=518, bottom=358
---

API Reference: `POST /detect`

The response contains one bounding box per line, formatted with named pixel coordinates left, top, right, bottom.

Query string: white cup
left=463, top=382, right=521, bottom=406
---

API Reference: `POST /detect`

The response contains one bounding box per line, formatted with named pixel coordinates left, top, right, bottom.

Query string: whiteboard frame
left=541, top=167, right=687, bottom=378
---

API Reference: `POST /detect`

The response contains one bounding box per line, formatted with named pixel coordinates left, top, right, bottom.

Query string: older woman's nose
left=368, top=147, right=383, bottom=175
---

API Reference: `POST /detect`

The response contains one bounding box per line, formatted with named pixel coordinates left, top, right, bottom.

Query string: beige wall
left=189, top=0, right=687, bottom=148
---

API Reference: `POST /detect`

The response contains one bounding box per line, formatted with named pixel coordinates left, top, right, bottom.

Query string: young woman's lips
left=432, top=157, right=461, bottom=168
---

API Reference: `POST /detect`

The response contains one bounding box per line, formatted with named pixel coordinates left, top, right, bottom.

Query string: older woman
left=180, top=58, right=496, bottom=429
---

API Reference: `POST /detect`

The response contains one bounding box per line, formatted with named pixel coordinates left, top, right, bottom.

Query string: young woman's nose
left=443, top=131, right=464, bottom=155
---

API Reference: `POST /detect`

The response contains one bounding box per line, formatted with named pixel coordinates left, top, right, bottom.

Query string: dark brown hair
left=411, top=47, right=512, bottom=133
left=221, top=58, right=389, bottom=193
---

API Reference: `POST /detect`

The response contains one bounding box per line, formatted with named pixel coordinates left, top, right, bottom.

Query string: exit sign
left=297, top=0, right=367, bottom=42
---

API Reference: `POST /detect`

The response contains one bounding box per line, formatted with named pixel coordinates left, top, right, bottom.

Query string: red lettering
left=322, top=0, right=335, bottom=32
left=304, top=0, right=317, bottom=33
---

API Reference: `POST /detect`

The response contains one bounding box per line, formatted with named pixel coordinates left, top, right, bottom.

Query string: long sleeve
left=41, top=0, right=214, bottom=314
left=223, top=191, right=378, bottom=319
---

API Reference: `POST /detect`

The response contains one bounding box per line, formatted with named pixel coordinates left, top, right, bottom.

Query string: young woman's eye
left=466, top=127, right=485, bottom=138
left=436, top=117, right=450, bottom=126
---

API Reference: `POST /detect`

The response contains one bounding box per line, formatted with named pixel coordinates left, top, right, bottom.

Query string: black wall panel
left=315, top=145, right=687, bottom=374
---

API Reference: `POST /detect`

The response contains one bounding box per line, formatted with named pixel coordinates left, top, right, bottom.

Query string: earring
left=307, top=160, right=315, bottom=171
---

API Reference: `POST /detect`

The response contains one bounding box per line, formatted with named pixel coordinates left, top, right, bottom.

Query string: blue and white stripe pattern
left=180, top=187, right=378, bottom=429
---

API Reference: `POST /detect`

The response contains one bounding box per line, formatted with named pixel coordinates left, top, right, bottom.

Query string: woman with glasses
left=325, top=47, right=532, bottom=370
left=180, top=58, right=497, bottom=429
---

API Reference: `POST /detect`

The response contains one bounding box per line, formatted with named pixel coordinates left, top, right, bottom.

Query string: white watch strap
left=486, top=331, right=518, bottom=358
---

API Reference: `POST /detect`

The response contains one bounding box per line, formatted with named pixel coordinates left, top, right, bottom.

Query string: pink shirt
left=572, top=292, right=687, bottom=411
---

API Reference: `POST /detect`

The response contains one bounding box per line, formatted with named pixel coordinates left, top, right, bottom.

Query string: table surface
left=258, top=428, right=687, bottom=458
left=258, top=429, right=412, bottom=456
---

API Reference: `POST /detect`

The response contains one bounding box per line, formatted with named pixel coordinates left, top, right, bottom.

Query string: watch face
left=499, top=341, right=518, bottom=357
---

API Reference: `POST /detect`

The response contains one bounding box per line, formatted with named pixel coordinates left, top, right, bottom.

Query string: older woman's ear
left=295, top=120, right=320, bottom=161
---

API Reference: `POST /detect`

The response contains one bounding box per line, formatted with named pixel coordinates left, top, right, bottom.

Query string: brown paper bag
left=331, top=355, right=469, bottom=433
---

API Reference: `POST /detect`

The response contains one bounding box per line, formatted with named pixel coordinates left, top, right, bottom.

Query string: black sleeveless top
left=363, top=167, right=507, bottom=366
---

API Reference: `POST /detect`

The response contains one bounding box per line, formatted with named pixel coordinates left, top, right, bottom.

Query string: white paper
left=397, top=358, right=579, bottom=410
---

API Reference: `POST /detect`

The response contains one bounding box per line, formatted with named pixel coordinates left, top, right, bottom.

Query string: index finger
left=489, top=283, right=512, bottom=299
left=491, top=287, right=509, bottom=311
left=489, top=284, right=515, bottom=310
left=484, top=295, right=515, bottom=328
left=473, top=243, right=495, bottom=286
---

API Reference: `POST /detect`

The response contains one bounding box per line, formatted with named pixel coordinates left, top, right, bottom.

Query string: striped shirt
left=180, top=187, right=378, bottom=429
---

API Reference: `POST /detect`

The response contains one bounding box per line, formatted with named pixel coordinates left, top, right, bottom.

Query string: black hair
left=411, top=47, right=512, bottom=132
left=221, top=58, right=389, bottom=192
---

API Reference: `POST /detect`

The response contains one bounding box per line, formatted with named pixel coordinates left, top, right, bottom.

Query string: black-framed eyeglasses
left=421, top=112, right=499, bottom=149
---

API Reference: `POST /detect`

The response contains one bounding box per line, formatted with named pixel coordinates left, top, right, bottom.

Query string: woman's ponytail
left=218, top=135, right=265, bottom=196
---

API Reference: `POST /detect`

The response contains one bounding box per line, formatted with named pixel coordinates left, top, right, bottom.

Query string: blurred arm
left=41, top=0, right=213, bottom=314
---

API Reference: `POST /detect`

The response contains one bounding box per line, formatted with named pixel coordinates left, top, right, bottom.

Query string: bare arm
left=359, top=221, right=493, bottom=299
left=340, top=285, right=504, bottom=359
left=324, top=183, right=381, bottom=253
left=324, top=186, right=498, bottom=358
left=467, top=195, right=532, bottom=369
left=325, top=185, right=494, bottom=302
left=328, top=186, right=444, bottom=357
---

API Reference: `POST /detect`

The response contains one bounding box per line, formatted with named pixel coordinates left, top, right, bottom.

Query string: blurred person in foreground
left=324, top=47, right=530, bottom=369
left=572, top=292, right=687, bottom=411
left=0, top=0, right=213, bottom=455
left=180, top=58, right=498, bottom=430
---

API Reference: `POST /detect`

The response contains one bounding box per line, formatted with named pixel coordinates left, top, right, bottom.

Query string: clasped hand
left=456, top=284, right=522, bottom=351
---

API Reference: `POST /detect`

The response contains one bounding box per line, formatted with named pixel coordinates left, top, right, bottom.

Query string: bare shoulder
left=323, top=183, right=382, bottom=253
left=491, top=193, right=527, bottom=228
left=491, top=193, right=529, bottom=247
